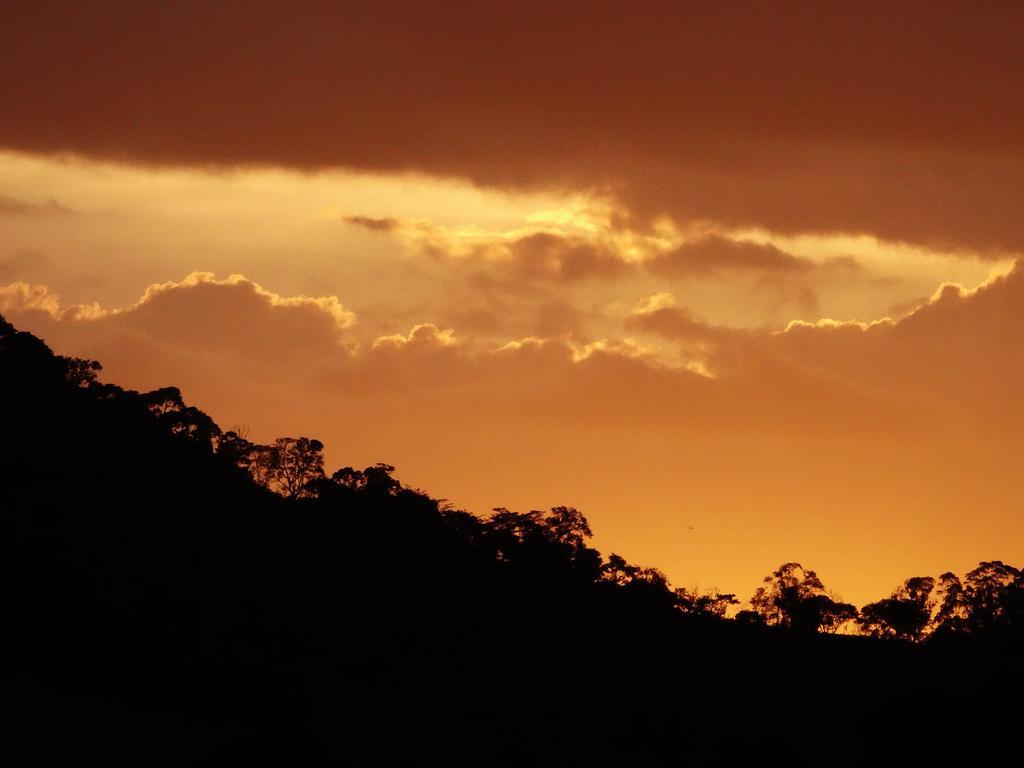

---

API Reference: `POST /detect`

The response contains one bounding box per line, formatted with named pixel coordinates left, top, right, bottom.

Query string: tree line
left=34, top=311, right=1019, bottom=645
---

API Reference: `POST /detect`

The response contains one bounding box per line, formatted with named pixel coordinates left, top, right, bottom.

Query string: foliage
left=674, top=587, right=739, bottom=617
left=858, top=577, right=935, bottom=641
left=749, top=562, right=857, bottom=633
left=931, top=561, right=1023, bottom=636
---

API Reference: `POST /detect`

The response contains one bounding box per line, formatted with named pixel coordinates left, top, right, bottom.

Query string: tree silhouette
left=806, top=594, right=858, bottom=633
left=248, top=443, right=278, bottom=488
left=544, top=505, right=593, bottom=549
left=602, top=553, right=638, bottom=586
left=330, top=463, right=400, bottom=496
left=269, top=436, right=325, bottom=498
left=858, top=576, right=935, bottom=641
left=933, top=571, right=968, bottom=633
left=934, top=561, right=1023, bottom=634
left=674, top=587, right=739, bottom=617
left=217, top=429, right=257, bottom=472
left=59, top=355, right=102, bottom=387
left=749, top=562, right=857, bottom=633
left=221, top=435, right=327, bottom=497
left=138, top=386, right=221, bottom=446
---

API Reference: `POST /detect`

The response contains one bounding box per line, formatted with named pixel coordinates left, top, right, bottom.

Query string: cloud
left=372, top=323, right=458, bottom=351
left=617, top=263, right=1024, bottom=440
left=646, top=236, right=815, bottom=277
left=507, top=233, right=629, bottom=282
left=381, top=216, right=636, bottom=285
left=336, top=211, right=895, bottom=336
left=1, top=273, right=358, bottom=392
left=0, top=281, right=102, bottom=321
left=120, top=273, right=356, bottom=357
left=343, top=215, right=400, bottom=232
left=0, top=281, right=64, bottom=318
left=3, top=3, right=1022, bottom=250
left=11, top=260, right=1019, bottom=441
left=625, top=293, right=715, bottom=342
left=759, top=266, right=1024, bottom=432
left=463, top=232, right=631, bottom=287
left=0, top=194, right=74, bottom=216
left=7, top=264, right=998, bottom=436
left=643, top=236, right=867, bottom=281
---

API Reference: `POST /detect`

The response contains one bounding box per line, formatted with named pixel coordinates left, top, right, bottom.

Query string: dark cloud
left=646, top=236, right=814, bottom=277
left=502, top=233, right=630, bottom=282
left=424, top=231, right=632, bottom=290
left=3, top=2, right=1023, bottom=249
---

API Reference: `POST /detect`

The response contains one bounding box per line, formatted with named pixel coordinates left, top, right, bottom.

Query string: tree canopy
left=749, top=562, right=857, bottom=633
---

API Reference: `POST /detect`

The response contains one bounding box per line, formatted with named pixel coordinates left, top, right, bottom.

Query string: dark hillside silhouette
left=1, top=313, right=1021, bottom=762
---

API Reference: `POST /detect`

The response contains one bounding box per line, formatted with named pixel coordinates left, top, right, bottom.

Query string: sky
left=2, top=2, right=1023, bottom=605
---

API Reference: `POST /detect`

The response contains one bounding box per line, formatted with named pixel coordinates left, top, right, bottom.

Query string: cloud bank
left=3, top=2, right=1023, bottom=250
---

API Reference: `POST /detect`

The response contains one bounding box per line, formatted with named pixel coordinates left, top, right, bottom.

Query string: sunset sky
left=2, top=2, right=1023, bottom=605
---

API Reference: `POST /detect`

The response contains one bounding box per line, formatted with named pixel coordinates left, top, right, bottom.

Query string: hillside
left=1, top=314, right=1019, bottom=763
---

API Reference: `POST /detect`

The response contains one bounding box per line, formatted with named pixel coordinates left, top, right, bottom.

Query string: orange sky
left=2, top=2, right=1023, bottom=605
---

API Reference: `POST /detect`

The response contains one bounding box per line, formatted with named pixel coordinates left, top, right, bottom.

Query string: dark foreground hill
left=1, top=315, right=1020, bottom=763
